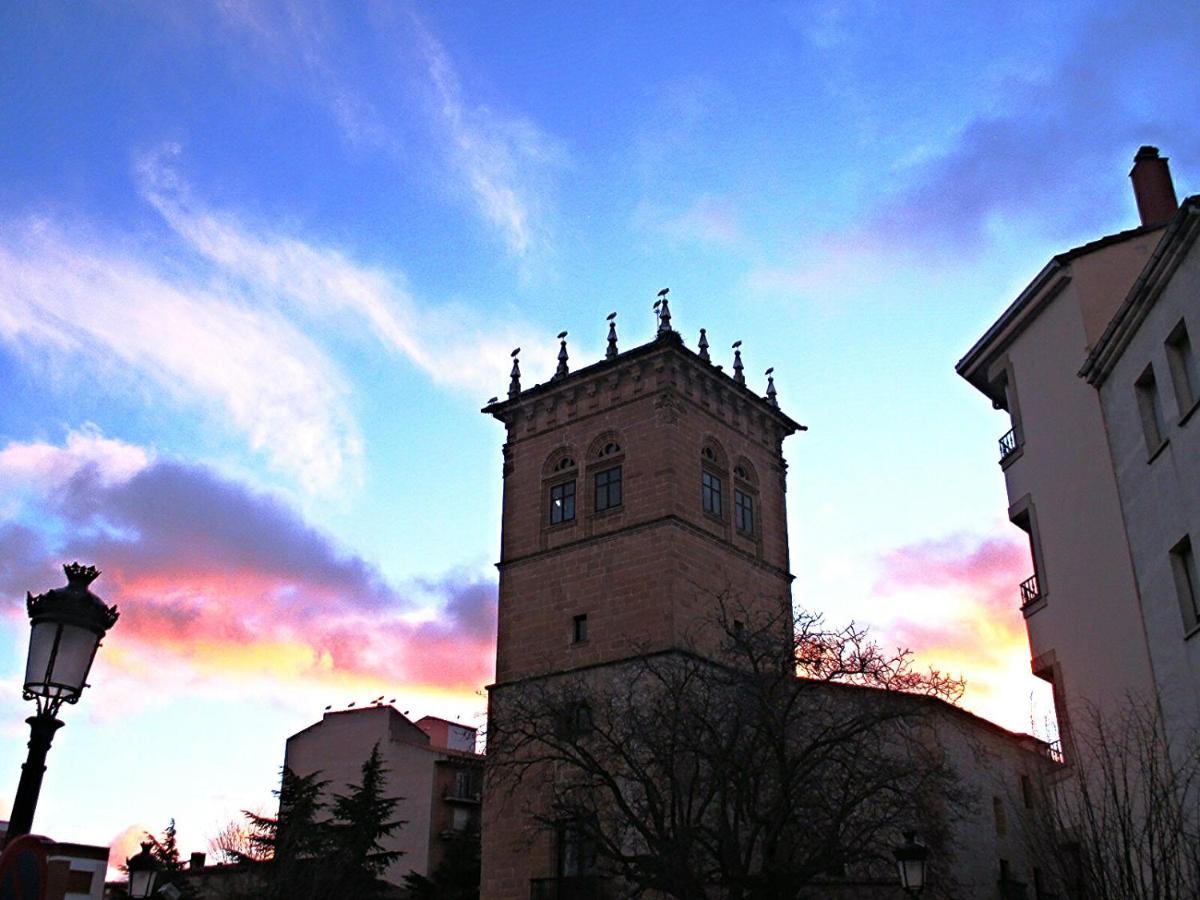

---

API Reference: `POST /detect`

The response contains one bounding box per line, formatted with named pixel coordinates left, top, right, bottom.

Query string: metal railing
left=1019, top=573, right=1041, bottom=607
left=999, top=428, right=1019, bottom=463
left=530, top=877, right=608, bottom=900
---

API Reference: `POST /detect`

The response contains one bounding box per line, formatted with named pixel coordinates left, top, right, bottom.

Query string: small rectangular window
left=549, top=480, right=576, bottom=524
left=1166, top=320, right=1198, bottom=416
left=992, top=796, right=1007, bottom=836
left=702, top=470, right=722, bottom=517
left=1171, top=536, right=1199, bottom=632
left=1135, top=365, right=1166, bottom=453
left=594, top=466, right=622, bottom=511
left=572, top=613, right=588, bottom=644
left=734, top=489, right=754, bottom=534
left=1020, top=773, right=1034, bottom=809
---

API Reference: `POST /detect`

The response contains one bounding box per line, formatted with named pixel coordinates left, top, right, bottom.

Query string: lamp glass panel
left=898, top=857, right=926, bottom=889
left=24, top=622, right=99, bottom=697
left=129, top=869, right=156, bottom=898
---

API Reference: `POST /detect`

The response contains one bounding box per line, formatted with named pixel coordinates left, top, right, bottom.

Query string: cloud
left=138, top=145, right=533, bottom=397
left=213, top=2, right=565, bottom=261
left=0, top=217, right=360, bottom=493
left=0, top=432, right=497, bottom=705
left=871, top=531, right=1039, bottom=731
left=750, top=1, right=1200, bottom=295
left=634, top=195, right=743, bottom=249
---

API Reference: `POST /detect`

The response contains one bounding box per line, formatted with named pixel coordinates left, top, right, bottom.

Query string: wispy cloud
left=0, top=432, right=497, bottom=706
left=634, top=195, right=743, bottom=249
left=0, top=216, right=360, bottom=493
left=139, top=145, right=534, bottom=396
left=213, top=2, right=565, bottom=262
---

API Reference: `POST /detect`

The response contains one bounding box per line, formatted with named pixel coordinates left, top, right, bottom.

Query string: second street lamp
left=893, top=831, right=930, bottom=896
left=4, top=563, right=119, bottom=847
left=126, top=842, right=160, bottom=898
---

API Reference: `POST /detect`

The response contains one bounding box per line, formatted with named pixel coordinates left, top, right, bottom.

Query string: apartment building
left=958, top=147, right=1197, bottom=759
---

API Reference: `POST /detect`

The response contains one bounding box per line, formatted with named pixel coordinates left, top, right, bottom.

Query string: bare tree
left=487, top=597, right=967, bottom=899
left=1022, top=701, right=1200, bottom=899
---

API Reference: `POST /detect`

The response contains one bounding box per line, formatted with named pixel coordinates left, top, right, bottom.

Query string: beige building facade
left=284, top=705, right=483, bottom=886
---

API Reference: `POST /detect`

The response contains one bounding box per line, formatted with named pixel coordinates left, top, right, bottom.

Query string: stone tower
left=480, top=316, right=804, bottom=898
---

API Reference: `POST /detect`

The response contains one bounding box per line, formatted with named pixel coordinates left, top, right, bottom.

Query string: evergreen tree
left=401, top=828, right=480, bottom=900
left=328, top=744, right=406, bottom=898
left=147, top=818, right=184, bottom=871
left=239, top=767, right=334, bottom=900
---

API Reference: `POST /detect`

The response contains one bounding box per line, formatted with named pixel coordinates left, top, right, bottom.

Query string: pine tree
left=328, top=744, right=406, bottom=898
left=401, top=828, right=480, bottom=900
left=147, top=818, right=184, bottom=872
left=240, top=767, right=334, bottom=900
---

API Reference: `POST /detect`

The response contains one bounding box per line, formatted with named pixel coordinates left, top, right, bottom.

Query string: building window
left=1020, top=773, right=1034, bottom=809
left=1166, top=320, right=1198, bottom=416
left=556, top=819, right=598, bottom=876
left=550, top=480, right=576, bottom=524
left=1170, top=536, right=1199, bottom=633
left=572, top=613, right=588, bottom=644
left=734, top=489, right=754, bottom=535
left=992, top=796, right=1008, bottom=836
left=702, top=470, right=723, bottom=517
left=1135, top=364, right=1166, bottom=453
left=555, top=701, right=593, bottom=740
left=594, top=466, right=622, bottom=511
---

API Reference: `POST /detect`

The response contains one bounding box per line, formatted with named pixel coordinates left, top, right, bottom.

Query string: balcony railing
left=1019, top=573, right=1041, bottom=608
left=999, top=428, right=1019, bottom=463
left=443, top=788, right=482, bottom=803
left=530, top=876, right=608, bottom=900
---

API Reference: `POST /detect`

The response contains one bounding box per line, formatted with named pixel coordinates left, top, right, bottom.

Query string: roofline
left=488, top=647, right=1049, bottom=754
left=956, top=221, right=1167, bottom=397
left=1080, top=196, right=1200, bottom=386
left=483, top=331, right=806, bottom=435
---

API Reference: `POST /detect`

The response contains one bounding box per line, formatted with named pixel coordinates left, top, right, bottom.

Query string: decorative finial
left=698, top=328, right=710, bottom=362
left=554, top=331, right=569, bottom=381
left=508, top=348, right=521, bottom=398
left=732, top=340, right=745, bottom=385
left=765, top=367, right=778, bottom=407
left=63, top=561, right=100, bottom=587
left=606, top=312, right=618, bottom=359
left=656, top=288, right=672, bottom=334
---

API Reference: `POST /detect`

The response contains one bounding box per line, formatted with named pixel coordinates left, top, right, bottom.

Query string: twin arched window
left=544, top=433, right=625, bottom=525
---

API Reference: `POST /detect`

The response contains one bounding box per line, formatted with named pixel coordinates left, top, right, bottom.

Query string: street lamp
left=126, top=842, right=160, bottom=898
left=893, top=831, right=929, bottom=895
left=3, top=563, right=119, bottom=846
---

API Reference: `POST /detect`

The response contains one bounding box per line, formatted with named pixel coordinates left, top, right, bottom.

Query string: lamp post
left=126, top=842, right=160, bottom=898
left=3, top=563, right=119, bottom=847
left=893, top=831, right=929, bottom=896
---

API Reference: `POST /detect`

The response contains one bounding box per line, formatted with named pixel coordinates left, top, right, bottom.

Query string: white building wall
left=1098, top=240, right=1200, bottom=753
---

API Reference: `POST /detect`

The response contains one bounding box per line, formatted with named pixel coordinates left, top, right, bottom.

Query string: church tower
left=480, top=301, right=804, bottom=898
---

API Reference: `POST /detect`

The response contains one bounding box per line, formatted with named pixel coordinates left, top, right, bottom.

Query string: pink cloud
left=1, top=437, right=497, bottom=703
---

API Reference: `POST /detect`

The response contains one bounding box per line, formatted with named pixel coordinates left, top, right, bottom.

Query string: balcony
left=443, top=788, right=481, bottom=804
left=998, top=428, right=1019, bottom=463
left=1019, top=573, right=1041, bottom=608
left=530, top=876, right=608, bottom=900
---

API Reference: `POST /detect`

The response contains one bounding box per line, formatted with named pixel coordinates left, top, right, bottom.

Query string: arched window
left=587, top=431, right=625, bottom=514
left=543, top=448, right=578, bottom=526
left=733, top=457, right=758, bottom=536
left=700, top=438, right=728, bottom=519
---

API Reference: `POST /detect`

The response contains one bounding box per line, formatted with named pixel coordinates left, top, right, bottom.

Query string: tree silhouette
left=488, top=596, right=967, bottom=899
left=327, top=743, right=407, bottom=898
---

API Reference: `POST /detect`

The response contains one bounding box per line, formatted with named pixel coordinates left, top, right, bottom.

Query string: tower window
left=550, top=480, right=576, bottom=524
left=702, top=470, right=723, bottom=517
left=572, top=613, right=588, bottom=644
left=594, top=466, right=622, bottom=512
left=734, top=489, right=754, bottom=535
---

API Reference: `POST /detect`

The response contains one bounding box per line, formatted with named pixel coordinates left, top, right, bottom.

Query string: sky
left=1, top=0, right=1198, bottom=873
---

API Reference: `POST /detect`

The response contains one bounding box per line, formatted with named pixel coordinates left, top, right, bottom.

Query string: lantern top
left=26, top=562, right=119, bottom=635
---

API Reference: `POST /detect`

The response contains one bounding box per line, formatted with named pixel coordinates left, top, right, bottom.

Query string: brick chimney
left=189, top=851, right=206, bottom=870
left=1129, top=146, right=1179, bottom=227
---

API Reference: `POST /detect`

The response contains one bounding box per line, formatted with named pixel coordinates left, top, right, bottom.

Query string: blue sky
left=1, top=0, right=1197, bottom=870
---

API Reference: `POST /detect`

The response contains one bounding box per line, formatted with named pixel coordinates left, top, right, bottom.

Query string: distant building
left=480, top=318, right=1056, bottom=898
left=0, top=825, right=108, bottom=900
left=958, top=147, right=1198, bottom=761
left=284, top=705, right=483, bottom=887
